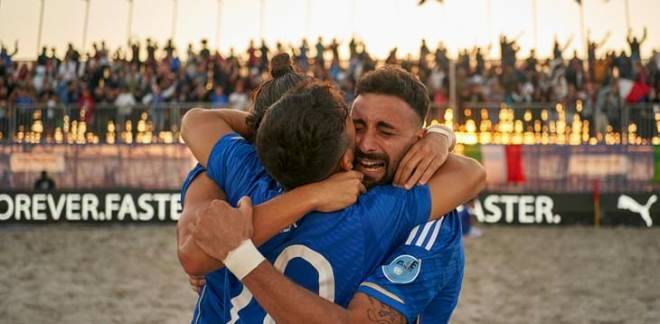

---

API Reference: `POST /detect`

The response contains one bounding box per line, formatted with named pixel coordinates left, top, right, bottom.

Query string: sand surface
left=1, top=225, right=659, bottom=324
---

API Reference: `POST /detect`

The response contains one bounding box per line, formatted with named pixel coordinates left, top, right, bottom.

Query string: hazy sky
left=0, top=0, right=658, bottom=60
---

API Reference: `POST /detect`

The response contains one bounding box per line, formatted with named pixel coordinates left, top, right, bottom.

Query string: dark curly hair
left=256, top=80, right=350, bottom=190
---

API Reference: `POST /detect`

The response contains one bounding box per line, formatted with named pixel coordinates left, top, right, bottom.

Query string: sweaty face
left=351, top=94, right=422, bottom=188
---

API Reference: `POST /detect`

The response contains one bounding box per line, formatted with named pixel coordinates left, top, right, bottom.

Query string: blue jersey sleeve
left=357, top=211, right=465, bottom=324
left=358, top=185, right=432, bottom=270
left=205, top=133, right=268, bottom=205
left=180, top=163, right=206, bottom=206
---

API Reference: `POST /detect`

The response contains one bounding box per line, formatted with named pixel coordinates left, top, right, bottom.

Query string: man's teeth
left=359, top=159, right=384, bottom=168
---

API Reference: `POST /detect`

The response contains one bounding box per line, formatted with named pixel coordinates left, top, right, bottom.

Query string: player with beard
left=186, top=66, right=474, bottom=323
left=178, top=60, right=482, bottom=322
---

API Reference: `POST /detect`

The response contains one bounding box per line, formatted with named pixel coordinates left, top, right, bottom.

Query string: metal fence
left=0, top=102, right=658, bottom=145
left=432, top=102, right=660, bottom=145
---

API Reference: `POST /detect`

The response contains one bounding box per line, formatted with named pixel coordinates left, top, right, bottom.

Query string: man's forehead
left=351, top=94, right=419, bottom=124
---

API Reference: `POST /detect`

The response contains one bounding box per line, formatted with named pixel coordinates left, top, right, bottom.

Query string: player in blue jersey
left=184, top=66, right=469, bottom=324
left=179, top=60, right=482, bottom=323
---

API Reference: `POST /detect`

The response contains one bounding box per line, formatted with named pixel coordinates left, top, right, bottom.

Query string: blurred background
left=0, top=0, right=659, bottom=323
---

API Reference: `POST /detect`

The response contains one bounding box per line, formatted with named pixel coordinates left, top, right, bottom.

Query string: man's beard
left=354, top=149, right=392, bottom=188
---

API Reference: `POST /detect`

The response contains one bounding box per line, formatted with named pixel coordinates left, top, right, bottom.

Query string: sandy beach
left=1, top=224, right=659, bottom=324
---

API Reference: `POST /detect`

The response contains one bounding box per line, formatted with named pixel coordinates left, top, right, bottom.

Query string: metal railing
left=0, top=102, right=658, bottom=145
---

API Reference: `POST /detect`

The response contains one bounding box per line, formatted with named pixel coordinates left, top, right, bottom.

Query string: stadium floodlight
left=126, top=0, right=134, bottom=42
left=82, top=0, right=91, bottom=51
left=171, top=0, right=178, bottom=40
left=36, top=0, right=46, bottom=55
left=216, top=0, right=223, bottom=50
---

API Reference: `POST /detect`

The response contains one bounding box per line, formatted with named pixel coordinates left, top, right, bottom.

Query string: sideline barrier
left=474, top=192, right=658, bottom=227
left=0, top=191, right=181, bottom=223
left=0, top=191, right=657, bottom=227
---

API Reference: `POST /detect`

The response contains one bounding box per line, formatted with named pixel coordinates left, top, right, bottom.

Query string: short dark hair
left=355, top=66, right=430, bottom=125
left=256, top=80, right=349, bottom=190
left=246, top=53, right=307, bottom=136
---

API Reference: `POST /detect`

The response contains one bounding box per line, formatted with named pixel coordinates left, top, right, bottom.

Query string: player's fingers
left=394, top=146, right=419, bottom=184
left=405, top=156, right=434, bottom=189
left=358, top=183, right=367, bottom=194
left=419, top=159, right=442, bottom=185
left=397, top=153, right=424, bottom=187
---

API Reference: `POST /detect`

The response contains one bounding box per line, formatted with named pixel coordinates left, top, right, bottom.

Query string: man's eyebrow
left=377, top=121, right=397, bottom=130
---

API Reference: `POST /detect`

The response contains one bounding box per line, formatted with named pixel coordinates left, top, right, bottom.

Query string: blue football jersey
left=192, top=133, right=433, bottom=323
left=180, top=135, right=290, bottom=324
left=357, top=210, right=464, bottom=324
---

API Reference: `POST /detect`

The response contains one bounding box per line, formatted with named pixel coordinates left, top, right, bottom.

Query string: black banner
left=0, top=191, right=181, bottom=223
left=473, top=192, right=659, bottom=227
left=0, top=191, right=657, bottom=227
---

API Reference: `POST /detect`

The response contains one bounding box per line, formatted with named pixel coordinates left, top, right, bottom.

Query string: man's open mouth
left=357, top=158, right=386, bottom=172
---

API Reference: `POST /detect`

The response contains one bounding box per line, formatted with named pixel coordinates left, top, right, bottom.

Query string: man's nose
left=357, top=132, right=378, bottom=153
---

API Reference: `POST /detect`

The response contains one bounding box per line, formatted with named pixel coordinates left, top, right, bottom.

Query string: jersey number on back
left=227, top=244, right=335, bottom=324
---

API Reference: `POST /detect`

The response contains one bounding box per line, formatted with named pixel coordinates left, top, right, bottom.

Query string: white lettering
left=16, top=194, right=31, bottom=220
left=32, top=194, right=47, bottom=221
left=170, top=194, right=181, bottom=221
left=153, top=194, right=170, bottom=221
left=118, top=195, right=138, bottom=221
left=500, top=195, right=518, bottom=223
left=0, top=194, right=14, bottom=221
left=536, top=196, right=558, bottom=224
left=81, top=194, right=99, bottom=221
left=105, top=194, right=121, bottom=220
left=472, top=199, right=485, bottom=223
left=66, top=194, right=81, bottom=220
left=518, top=195, right=535, bottom=224
left=48, top=194, right=66, bottom=221
left=483, top=195, right=502, bottom=223
left=137, top=194, right=154, bottom=221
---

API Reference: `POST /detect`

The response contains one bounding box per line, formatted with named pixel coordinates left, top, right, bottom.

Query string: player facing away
left=178, top=64, right=483, bottom=322
left=183, top=70, right=476, bottom=323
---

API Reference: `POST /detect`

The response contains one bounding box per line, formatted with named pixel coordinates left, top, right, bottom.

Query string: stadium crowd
left=0, top=32, right=659, bottom=134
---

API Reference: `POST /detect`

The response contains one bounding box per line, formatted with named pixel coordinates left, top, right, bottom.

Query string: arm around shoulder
left=426, top=153, right=486, bottom=220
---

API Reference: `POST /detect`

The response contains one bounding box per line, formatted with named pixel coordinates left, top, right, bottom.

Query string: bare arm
left=562, top=35, right=574, bottom=52
left=177, top=172, right=226, bottom=276
left=598, top=32, right=611, bottom=49
left=241, top=260, right=405, bottom=324
left=641, top=27, right=648, bottom=43
left=180, top=108, right=253, bottom=167
left=426, top=153, right=486, bottom=220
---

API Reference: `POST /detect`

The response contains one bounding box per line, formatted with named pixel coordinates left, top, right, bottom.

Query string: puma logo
left=617, top=195, right=657, bottom=227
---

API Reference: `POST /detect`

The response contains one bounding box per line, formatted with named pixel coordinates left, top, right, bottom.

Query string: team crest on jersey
left=382, top=255, right=421, bottom=284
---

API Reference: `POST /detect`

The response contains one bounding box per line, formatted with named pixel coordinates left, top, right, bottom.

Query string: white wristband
left=426, top=125, right=452, bottom=139
left=222, top=240, right=265, bottom=280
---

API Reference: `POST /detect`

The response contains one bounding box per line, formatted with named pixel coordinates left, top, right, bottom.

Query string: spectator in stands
left=115, top=84, right=136, bottom=131
left=210, top=85, right=228, bottom=108
left=627, top=27, right=647, bottom=63
left=34, top=170, right=55, bottom=191
left=1, top=41, right=19, bottom=68
left=315, top=37, right=325, bottom=66
left=228, top=79, right=249, bottom=110
left=78, top=87, right=95, bottom=125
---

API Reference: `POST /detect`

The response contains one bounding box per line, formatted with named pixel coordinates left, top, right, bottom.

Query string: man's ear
left=415, top=127, right=426, bottom=140
left=339, top=149, right=353, bottom=171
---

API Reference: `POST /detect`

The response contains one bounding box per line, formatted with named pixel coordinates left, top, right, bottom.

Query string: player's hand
left=190, top=197, right=254, bottom=261
left=393, top=130, right=451, bottom=189
left=188, top=274, right=206, bottom=294
left=310, top=171, right=366, bottom=212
